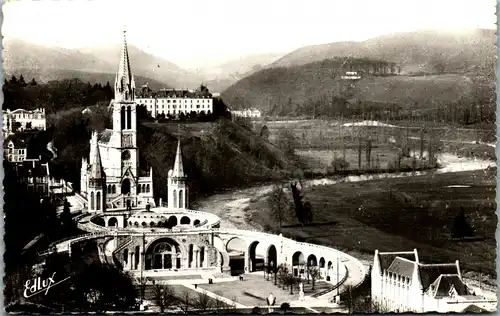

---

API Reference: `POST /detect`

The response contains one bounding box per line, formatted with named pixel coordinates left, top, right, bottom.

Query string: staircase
left=112, top=236, right=133, bottom=269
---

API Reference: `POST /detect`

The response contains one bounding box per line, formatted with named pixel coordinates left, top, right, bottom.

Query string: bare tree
left=152, top=284, right=177, bottom=313
left=307, top=266, right=321, bottom=291
left=213, top=291, right=227, bottom=313
left=365, top=137, right=372, bottom=169
left=268, top=184, right=290, bottom=228
left=194, top=290, right=213, bottom=312
left=177, top=289, right=193, bottom=313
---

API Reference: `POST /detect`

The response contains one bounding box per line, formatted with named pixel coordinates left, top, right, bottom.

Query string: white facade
left=371, top=249, right=496, bottom=313
left=136, top=87, right=213, bottom=118
left=4, top=138, right=27, bottom=162
left=167, top=141, right=188, bottom=209
left=3, top=108, right=46, bottom=134
left=231, top=108, right=262, bottom=118
left=80, top=31, right=154, bottom=211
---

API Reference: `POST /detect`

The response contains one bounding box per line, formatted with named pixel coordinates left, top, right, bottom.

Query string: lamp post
left=337, top=248, right=340, bottom=298
left=141, top=232, right=145, bottom=306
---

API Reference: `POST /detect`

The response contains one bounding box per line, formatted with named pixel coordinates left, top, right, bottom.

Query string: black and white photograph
left=2, top=0, right=497, bottom=313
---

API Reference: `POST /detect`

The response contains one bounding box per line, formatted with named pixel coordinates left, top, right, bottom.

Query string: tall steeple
left=115, top=28, right=135, bottom=102
left=89, top=132, right=104, bottom=180
left=172, top=140, right=185, bottom=178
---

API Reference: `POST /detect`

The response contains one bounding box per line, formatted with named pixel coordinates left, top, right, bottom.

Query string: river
left=193, top=153, right=495, bottom=231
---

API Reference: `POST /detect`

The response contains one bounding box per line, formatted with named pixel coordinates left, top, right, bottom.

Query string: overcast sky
left=3, top=0, right=496, bottom=69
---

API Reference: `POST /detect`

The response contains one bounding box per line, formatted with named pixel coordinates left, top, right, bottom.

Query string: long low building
left=135, top=84, right=213, bottom=118
left=371, top=249, right=497, bottom=313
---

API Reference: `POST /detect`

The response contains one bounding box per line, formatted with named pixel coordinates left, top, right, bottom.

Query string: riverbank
left=193, top=154, right=497, bottom=290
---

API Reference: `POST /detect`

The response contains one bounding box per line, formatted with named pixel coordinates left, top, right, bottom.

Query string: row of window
left=138, top=99, right=211, bottom=104
left=144, top=103, right=211, bottom=110
left=8, top=114, right=46, bottom=119
left=7, top=148, right=25, bottom=154
left=105, top=184, right=151, bottom=194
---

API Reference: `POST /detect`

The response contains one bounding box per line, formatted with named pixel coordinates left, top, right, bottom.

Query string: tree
left=153, top=284, right=177, bottom=312
left=30, top=78, right=38, bottom=86
left=260, top=125, right=270, bottom=140
left=280, top=302, right=291, bottom=313
left=70, top=263, right=138, bottom=312
left=276, top=128, right=297, bottom=158
left=176, top=289, right=193, bottom=313
left=365, top=137, right=372, bottom=169
left=307, top=266, right=321, bottom=290
left=194, top=290, right=213, bottom=312
left=269, top=184, right=290, bottom=228
left=290, top=182, right=312, bottom=226
left=451, top=205, right=475, bottom=239
left=19, top=75, right=27, bottom=87
left=10, top=75, right=18, bottom=85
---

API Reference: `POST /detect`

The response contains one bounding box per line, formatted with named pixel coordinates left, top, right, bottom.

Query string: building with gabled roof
left=4, top=134, right=28, bottom=162
left=371, top=249, right=497, bottom=313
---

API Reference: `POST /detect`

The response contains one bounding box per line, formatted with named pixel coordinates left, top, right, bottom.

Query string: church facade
left=80, top=31, right=154, bottom=211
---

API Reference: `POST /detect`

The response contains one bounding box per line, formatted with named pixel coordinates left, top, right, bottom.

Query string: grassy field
left=248, top=169, right=497, bottom=282
left=258, top=119, right=495, bottom=172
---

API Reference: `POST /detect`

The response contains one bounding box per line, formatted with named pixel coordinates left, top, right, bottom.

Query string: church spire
left=172, top=140, right=184, bottom=178
left=115, top=28, right=135, bottom=101
left=90, top=132, right=104, bottom=180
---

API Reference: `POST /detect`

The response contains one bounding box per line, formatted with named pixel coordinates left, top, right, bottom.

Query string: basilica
left=80, top=31, right=155, bottom=211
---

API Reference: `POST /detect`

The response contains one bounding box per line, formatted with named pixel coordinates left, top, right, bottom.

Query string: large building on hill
left=135, top=84, right=213, bottom=118
left=371, top=249, right=496, bottom=313
left=80, top=31, right=154, bottom=211
left=3, top=108, right=47, bottom=135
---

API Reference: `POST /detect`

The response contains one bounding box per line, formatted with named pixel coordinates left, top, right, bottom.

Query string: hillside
left=6, top=68, right=167, bottom=90
left=47, top=107, right=295, bottom=201
left=221, top=57, right=495, bottom=123
left=271, top=29, right=495, bottom=76
left=200, top=52, right=285, bottom=92
left=3, top=39, right=201, bottom=87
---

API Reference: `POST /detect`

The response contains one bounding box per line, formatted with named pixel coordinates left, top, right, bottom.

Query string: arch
left=180, top=216, right=190, bottom=225
left=267, top=245, right=277, bottom=270
left=96, top=191, right=101, bottom=210
left=90, top=192, right=94, bottom=210
left=112, top=185, right=116, bottom=194
left=121, top=179, right=131, bottom=195
left=292, top=251, right=305, bottom=266
left=178, top=190, right=184, bottom=208
left=248, top=241, right=263, bottom=272
left=193, top=219, right=200, bottom=226
left=134, top=246, right=140, bottom=269
left=121, top=106, right=126, bottom=130
left=173, top=190, right=177, bottom=208
left=166, top=216, right=177, bottom=228
left=108, top=217, right=118, bottom=227
left=226, top=237, right=247, bottom=276
left=150, top=222, right=155, bottom=227
left=307, top=254, right=318, bottom=267
left=328, top=261, right=333, bottom=269
left=200, top=246, right=205, bottom=267
left=319, top=257, right=325, bottom=268
left=134, top=221, right=139, bottom=227
left=142, top=222, right=147, bottom=227
left=126, top=106, right=132, bottom=129
left=188, top=244, right=194, bottom=268
left=95, top=217, right=105, bottom=227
